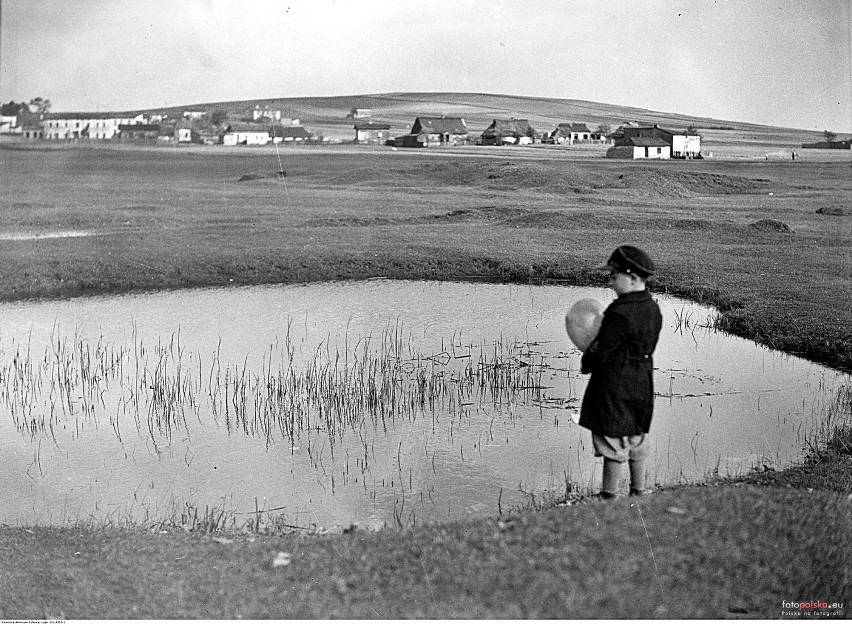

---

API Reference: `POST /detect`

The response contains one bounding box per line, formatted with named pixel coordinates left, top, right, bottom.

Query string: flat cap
left=595, top=245, right=656, bottom=278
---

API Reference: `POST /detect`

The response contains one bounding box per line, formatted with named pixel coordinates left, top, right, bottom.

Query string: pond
left=0, top=279, right=847, bottom=531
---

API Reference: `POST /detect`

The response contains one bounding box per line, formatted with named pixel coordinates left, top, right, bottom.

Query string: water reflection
left=0, top=279, right=847, bottom=529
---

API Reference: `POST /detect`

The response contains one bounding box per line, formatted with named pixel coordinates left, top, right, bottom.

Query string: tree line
left=1, top=97, right=52, bottom=121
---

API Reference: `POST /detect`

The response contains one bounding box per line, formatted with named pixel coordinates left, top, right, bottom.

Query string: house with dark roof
left=198, top=126, right=224, bottom=145
left=117, top=124, right=160, bottom=141
left=480, top=119, right=540, bottom=145
left=157, top=122, right=177, bottom=144
left=223, top=122, right=271, bottom=145
left=0, top=102, right=24, bottom=134
left=21, top=123, right=44, bottom=140
left=271, top=124, right=312, bottom=143
left=548, top=122, right=602, bottom=144
left=354, top=120, right=391, bottom=144
left=610, top=124, right=700, bottom=158
left=347, top=107, right=372, bottom=119
left=409, top=116, right=468, bottom=146
left=606, top=136, right=671, bottom=159
left=611, top=124, right=674, bottom=144
left=175, top=119, right=196, bottom=143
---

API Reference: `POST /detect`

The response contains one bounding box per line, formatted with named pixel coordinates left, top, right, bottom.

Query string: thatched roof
left=411, top=116, right=467, bottom=135
left=553, top=122, right=592, bottom=135
left=481, top=118, right=540, bottom=138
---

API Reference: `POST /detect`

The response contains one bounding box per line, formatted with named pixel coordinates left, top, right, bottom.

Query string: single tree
left=28, top=97, right=52, bottom=116
left=823, top=130, right=837, bottom=143
left=686, top=124, right=699, bottom=135
left=596, top=123, right=611, bottom=137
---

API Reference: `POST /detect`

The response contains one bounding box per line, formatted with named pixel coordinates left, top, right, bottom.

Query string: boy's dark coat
left=579, top=290, right=663, bottom=437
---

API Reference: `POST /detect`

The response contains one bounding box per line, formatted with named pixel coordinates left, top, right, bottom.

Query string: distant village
left=3, top=98, right=850, bottom=159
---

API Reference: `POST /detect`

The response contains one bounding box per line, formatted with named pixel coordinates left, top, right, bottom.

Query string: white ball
left=565, top=298, right=605, bottom=351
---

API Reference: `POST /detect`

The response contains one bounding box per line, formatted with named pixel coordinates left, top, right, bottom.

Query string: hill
left=147, top=91, right=828, bottom=147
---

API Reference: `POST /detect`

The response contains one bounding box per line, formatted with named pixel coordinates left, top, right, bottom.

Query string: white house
left=0, top=114, right=19, bottom=134
left=252, top=105, right=285, bottom=122
left=409, top=116, right=468, bottom=146
left=42, top=112, right=146, bottom=140
left=222, top=123, right=271, bottom=146
left=354, top=121, right=391, bottom=144
left=173, top=119, right=207, bottom=143
left=672, top=133, right=701, bottom=158
left=606, top=137, right=671, bottom=159
left=549, top=122, right=602, bottom=144
left=22, top=124, right=44, bottom=139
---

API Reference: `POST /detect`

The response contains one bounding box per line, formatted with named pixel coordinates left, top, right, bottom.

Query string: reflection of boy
left=580, top=246, right=663, bottom=499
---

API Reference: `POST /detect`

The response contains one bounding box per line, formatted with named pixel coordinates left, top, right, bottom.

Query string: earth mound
left=420, top=161, right=607, bottom=194
left=614, top=168, right=769, bottom=197
left=237, top=171, right=286, bottom=182
left=816, top=206, right=847, bottom=216
left=749, top=219, right=794, bottom=233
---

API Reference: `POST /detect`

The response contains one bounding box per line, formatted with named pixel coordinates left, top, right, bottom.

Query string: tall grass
left=803, top=381, right=852, bottom=460
left=0, top=322, right=550, bottom=458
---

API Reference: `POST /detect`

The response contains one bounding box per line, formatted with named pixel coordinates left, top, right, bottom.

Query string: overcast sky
left=1, top=0, right=850, bottom=131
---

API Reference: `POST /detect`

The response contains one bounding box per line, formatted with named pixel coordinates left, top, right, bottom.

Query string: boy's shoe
left=629, top=488, right=653, bottom=496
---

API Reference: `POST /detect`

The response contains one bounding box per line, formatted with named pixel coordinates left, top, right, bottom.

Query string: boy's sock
left=602, top=458, right=621, bottom=496
left=629, top=459, right=647, bottom=493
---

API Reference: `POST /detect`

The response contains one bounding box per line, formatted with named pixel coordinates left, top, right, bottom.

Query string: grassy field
left=0, top=138, right=850, bottom=619
left=0, top=141, right=849, bottom=370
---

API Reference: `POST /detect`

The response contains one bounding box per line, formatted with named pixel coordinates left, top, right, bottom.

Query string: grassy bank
left=1, top=426, right=849, bottom=619
left=0, top=143, right=849, bottom=618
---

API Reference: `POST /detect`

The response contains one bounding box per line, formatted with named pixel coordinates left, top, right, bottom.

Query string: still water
left=0, top=280, right=847, bottom=529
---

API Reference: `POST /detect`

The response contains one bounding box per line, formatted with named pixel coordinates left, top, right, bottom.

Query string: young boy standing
left=580, top=245, right=663, bottom=499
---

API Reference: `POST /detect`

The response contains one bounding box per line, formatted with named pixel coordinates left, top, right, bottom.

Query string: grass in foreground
left=1, top=426, right=849, bottom=620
